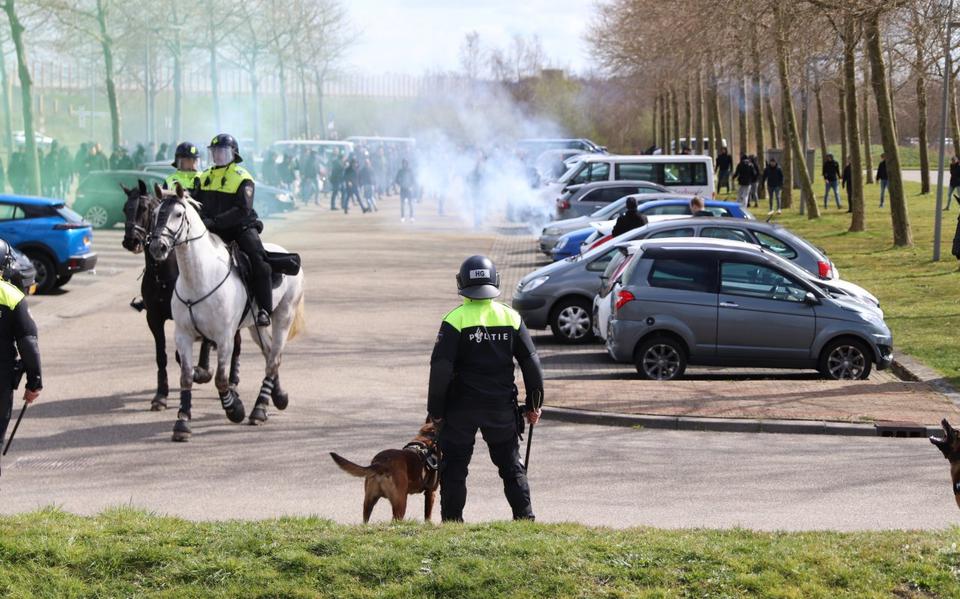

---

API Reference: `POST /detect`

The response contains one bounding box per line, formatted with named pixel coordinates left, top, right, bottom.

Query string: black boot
left=255, top=309, right=271, bottom=327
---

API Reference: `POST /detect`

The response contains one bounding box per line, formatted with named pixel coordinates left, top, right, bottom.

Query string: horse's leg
left=256, top=290, right=298, bottom=420
left=172, top=329, right=194, bottom=442
left=271, top=372, right=288, bottom=411
left=193, top=340, right=213, bottom=384
left=248, top=323, right=273, bottom=425
left=229, top=331, right=241, bottom=387
left=147, top=310, right=168, bottom=411
left=215, top=335, right=246, bottom=424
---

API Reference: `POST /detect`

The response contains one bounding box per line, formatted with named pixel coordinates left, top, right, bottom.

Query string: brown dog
left=930, top=418, right=960, bottom=509
left=330, top=420, right=441, bottom=523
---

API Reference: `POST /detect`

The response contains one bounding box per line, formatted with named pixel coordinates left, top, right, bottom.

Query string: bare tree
left=460, top=31, right=482, bottom=80
left=1, top=0, right=38, bottom=193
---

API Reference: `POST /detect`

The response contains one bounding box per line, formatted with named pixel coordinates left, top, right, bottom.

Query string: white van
left=552, top=154, right=715, bottom=197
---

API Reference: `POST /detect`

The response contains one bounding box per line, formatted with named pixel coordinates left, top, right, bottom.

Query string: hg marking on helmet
left=469, top=269, right=490, bottom=279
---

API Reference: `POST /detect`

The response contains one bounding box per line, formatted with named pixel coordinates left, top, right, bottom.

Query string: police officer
left=427, top=255, right=544, bottom=521
left=164, top=141, right=201, bottom=194
left=195, top=134, right=272, bottom=327
left=0, top=240, right=41, bottom=450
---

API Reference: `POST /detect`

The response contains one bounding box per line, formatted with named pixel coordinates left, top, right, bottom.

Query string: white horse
left=147, top=184, right=306, bottom=441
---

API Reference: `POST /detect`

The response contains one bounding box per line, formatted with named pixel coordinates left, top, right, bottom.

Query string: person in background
left=762, top=158, right=784, bottom=214
left=877, top=153, right=889, bottom=208
left=359, top=158, right=377, bottom=212
left=395, top=158, right=417, bottom=222
left=342, top=157, right=362, bottom=214
left=715, top=146, right=733, bottom=194
left=947, top=155, right=960, bottom=211
left=611, top=197, right=648, bottom=237
left=329, top=150, right=344, bottom=211
left=689, top=195, right=713, bottom=217
left=731, top=154, right=757, bottom=207
left=747, top=155, right=761, bottom=207
left=822, top=153, right=841, bottom=209
left=155, top=142, right=169, bottom=162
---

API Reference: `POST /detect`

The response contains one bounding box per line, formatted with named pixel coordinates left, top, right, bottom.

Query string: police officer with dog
left=195, top=133, right=273, bottom=327
left=0, top=241, right=42, bottom=454
left=427, top=255, right=544, bottom=521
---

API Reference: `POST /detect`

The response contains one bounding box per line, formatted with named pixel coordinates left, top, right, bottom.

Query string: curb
left=543, top=406, right=941, bottom=438
left=892, top=353, right=960, bottom=412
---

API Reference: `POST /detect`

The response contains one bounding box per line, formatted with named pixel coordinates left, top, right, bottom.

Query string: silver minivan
left=606, top=239, right=893, bottom=380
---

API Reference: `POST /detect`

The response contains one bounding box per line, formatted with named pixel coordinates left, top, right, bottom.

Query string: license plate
left=28, top=283, right=37, bottom=295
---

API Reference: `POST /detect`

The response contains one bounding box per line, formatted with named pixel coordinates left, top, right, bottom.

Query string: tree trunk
left=208, top=27, right=221, bottom=132
left=695, top=67, right=704, bottom=154
left=0, top=43, right=13, bottom=157
left=683, top=77, right=692, bottom=150
left=315, top=71, right=326, bottom=140
left=751, top=23, right=765, bottom=162
left=298, top=65, right=310, bottom=138
left=913, top=12, right=930, bottom=194
left=838, top=81, right=848, bottom=168
left=96, top=0, right=120, bottom=151
left=844, top=15, right=865, bottom=232
left=671, top=86, right=680, bottom=154
left=865, top=11, right=911, bottom=246
left=764, top=78, right=779, bottom=149
left=171, top=3, right=183, bottom=145
left=781, top=91, right=793, bottom=209
left=651, top=92, right=659, bottom=149
left=278, top=59, right=289, bottom=140
left=709, top=64, right=725, bottom=157
left=887, top=46, right=899, bottom=138
left=737, top=54, right=748, bottom=162
left=862, top=45, right=874, bottom=183
left=952, top=79, right=960, bottom=158
left=3, top=0, right=39, bottom=194
left=775, top=5, right=819, bottom=218
left=815, top=80, right=828, bottom=167
left=250, top=71, right=260, bottom=152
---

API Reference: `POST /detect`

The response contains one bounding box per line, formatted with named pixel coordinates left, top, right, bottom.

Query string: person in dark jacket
left=689, top=195, right=713, bottom=217
left=611, top=197, right=648, bottom=237
left=822, top=153, right=841, bottom=208
left=0, top=263, right=42, bottom=460
left=716, top=147, right=733, bottom=193
left=841, top=159, right=853, bottom=213
left=762, top=158, right=784, bottom=213
left=328, top=151, right=344, bottom=211
left=359, top=158, right=376, bottom=212
left=877, top=154, right=889, bottom=207
left=947, top=155, right=960, bottom=210
left=395, top=159, right=417, bottom=222
left=731, top=154, right=757, bottom=206
left=428, top=255, right=543, bottom=522
left=342, top=158, right=362, bottom=214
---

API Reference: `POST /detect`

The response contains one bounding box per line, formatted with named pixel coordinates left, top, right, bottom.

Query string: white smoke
left=410, top=82, right=571, bottom=232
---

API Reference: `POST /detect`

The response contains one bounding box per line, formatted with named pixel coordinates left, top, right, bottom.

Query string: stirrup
left=255, top=309, right=271, bottom=327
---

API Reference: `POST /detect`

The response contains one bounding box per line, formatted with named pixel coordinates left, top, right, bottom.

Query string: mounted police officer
left=0, top=239, right=41, bottom=451
left=427, top=255, right=544, bottom=522
left=164, top=141, right=201, bottom=194
left=195, top=133, right=272, bottom=327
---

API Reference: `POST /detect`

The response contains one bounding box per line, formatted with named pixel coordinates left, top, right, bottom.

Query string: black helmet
left=0, top=238, right=11, bottom=276
left=456, top=255, right=500, bottom=299
left=171, top=141, right=199, bottom=167
left=208, top=133, right=242, bottom=163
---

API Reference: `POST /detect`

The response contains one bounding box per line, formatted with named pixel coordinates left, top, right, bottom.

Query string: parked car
left=1, top=245, right=38, bottom=294
left=74, top=170, right=168, bottom=229
left=517, top=138, right=605, bottom=157
left=0, top=195, right=96, bottom=293
left=593, top=237, right=882, bottom=346
left=605, top=238, right=892, bottom=380
left=540, top=189, right=677, bottom=255
left=554, top=180, right=670, bottom=220
left=551, top=199, right=749, bottom=261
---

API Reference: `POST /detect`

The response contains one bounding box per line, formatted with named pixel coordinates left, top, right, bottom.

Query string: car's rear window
left=648, top=258, right=716, bottom=292
left=57, top=207, right=84, bottom=223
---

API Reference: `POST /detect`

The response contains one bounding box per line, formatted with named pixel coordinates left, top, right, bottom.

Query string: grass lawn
left=721, top=176, right=960, bottom=386
left=0, top=508, right=958, bottom=597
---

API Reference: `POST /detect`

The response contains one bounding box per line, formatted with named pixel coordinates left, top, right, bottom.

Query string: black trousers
left=221, top=227, right=273, bottom=314
left=0, top=385, right=12, bottom=449
left=439, top=407, right=533, bottom=521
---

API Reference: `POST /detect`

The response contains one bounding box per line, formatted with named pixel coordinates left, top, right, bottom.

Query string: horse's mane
left=158, top=187, right=203, bottom=213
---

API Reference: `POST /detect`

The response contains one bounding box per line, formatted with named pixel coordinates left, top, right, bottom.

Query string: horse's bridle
left=151, top=197, right=208, bottom=249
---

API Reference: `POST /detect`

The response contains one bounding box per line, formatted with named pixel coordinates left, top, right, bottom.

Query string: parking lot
left=2, top=199, right=958, bottom=529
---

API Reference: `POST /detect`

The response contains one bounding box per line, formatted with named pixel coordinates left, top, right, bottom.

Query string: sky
left=343, top=0, right=597, bottom=76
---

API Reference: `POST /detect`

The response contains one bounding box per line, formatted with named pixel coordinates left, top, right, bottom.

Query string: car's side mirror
left=804, top=292, right=820, bottom=305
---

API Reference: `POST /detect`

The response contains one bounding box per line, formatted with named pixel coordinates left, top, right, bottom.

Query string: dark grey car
left=606, top=239, right=893, bottom=381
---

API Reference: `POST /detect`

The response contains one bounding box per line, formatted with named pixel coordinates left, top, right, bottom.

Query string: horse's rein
left=151, top=197, right=208, bottom=248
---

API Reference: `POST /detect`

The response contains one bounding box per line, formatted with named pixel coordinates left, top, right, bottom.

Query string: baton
left=3, top=401, right=28, bottom=456
left=524, top=421, right=534, bottom=470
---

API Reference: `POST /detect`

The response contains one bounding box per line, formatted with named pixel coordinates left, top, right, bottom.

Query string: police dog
left=930, top=418, right=960, bottom=509
left=330, top=419, right=441, bottom=523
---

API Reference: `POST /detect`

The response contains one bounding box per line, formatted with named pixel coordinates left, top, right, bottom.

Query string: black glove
left=202, top=217, right=216, bottom=230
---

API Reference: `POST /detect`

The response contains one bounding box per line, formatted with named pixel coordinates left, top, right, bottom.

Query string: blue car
left=0, top=195, right=97, bottom=293
left=550, top=199, right=752, bottom=260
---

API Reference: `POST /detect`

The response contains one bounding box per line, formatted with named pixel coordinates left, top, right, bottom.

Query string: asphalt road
left=2, top=200, right=956, bottom=531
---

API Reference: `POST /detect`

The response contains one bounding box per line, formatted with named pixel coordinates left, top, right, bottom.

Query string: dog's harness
left=404, top=441, right=440, bottom=487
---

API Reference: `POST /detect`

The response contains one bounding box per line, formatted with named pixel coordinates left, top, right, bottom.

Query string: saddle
left=229, top=244, right=301, bottom=292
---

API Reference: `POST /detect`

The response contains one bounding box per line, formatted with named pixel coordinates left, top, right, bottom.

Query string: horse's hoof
left=272, top=390, right=289, bottom=411
left=172, top=418, right=192, bottom=442
left=249, top=404, right=268, bottom=425
left=150, top=395, right=167, bottom=411
left=193, top=367, right=213, bottom=385
left=223, top=397, right=246, bottom=424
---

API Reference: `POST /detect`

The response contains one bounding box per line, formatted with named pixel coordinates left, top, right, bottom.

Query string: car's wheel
left=83, top=204, right=112, bottom=229
left=635, top=336, right=687, bottom=380
left=54, top=273, right=73, bottom=288
left=26, top=252, right=57, bottom=294
left=819, top=338, right=872, bottom=380
left=549, top=298, right=594, bottom=343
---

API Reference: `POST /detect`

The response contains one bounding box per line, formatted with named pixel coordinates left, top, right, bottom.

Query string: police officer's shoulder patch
left=243, top=183, right=254, bottom=202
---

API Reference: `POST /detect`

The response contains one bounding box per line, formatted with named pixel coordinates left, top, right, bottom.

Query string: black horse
left=121, top=180, right=241, bottom=410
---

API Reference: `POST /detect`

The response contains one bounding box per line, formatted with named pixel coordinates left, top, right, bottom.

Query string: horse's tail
left=287, top=293, right=306, bottom=341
